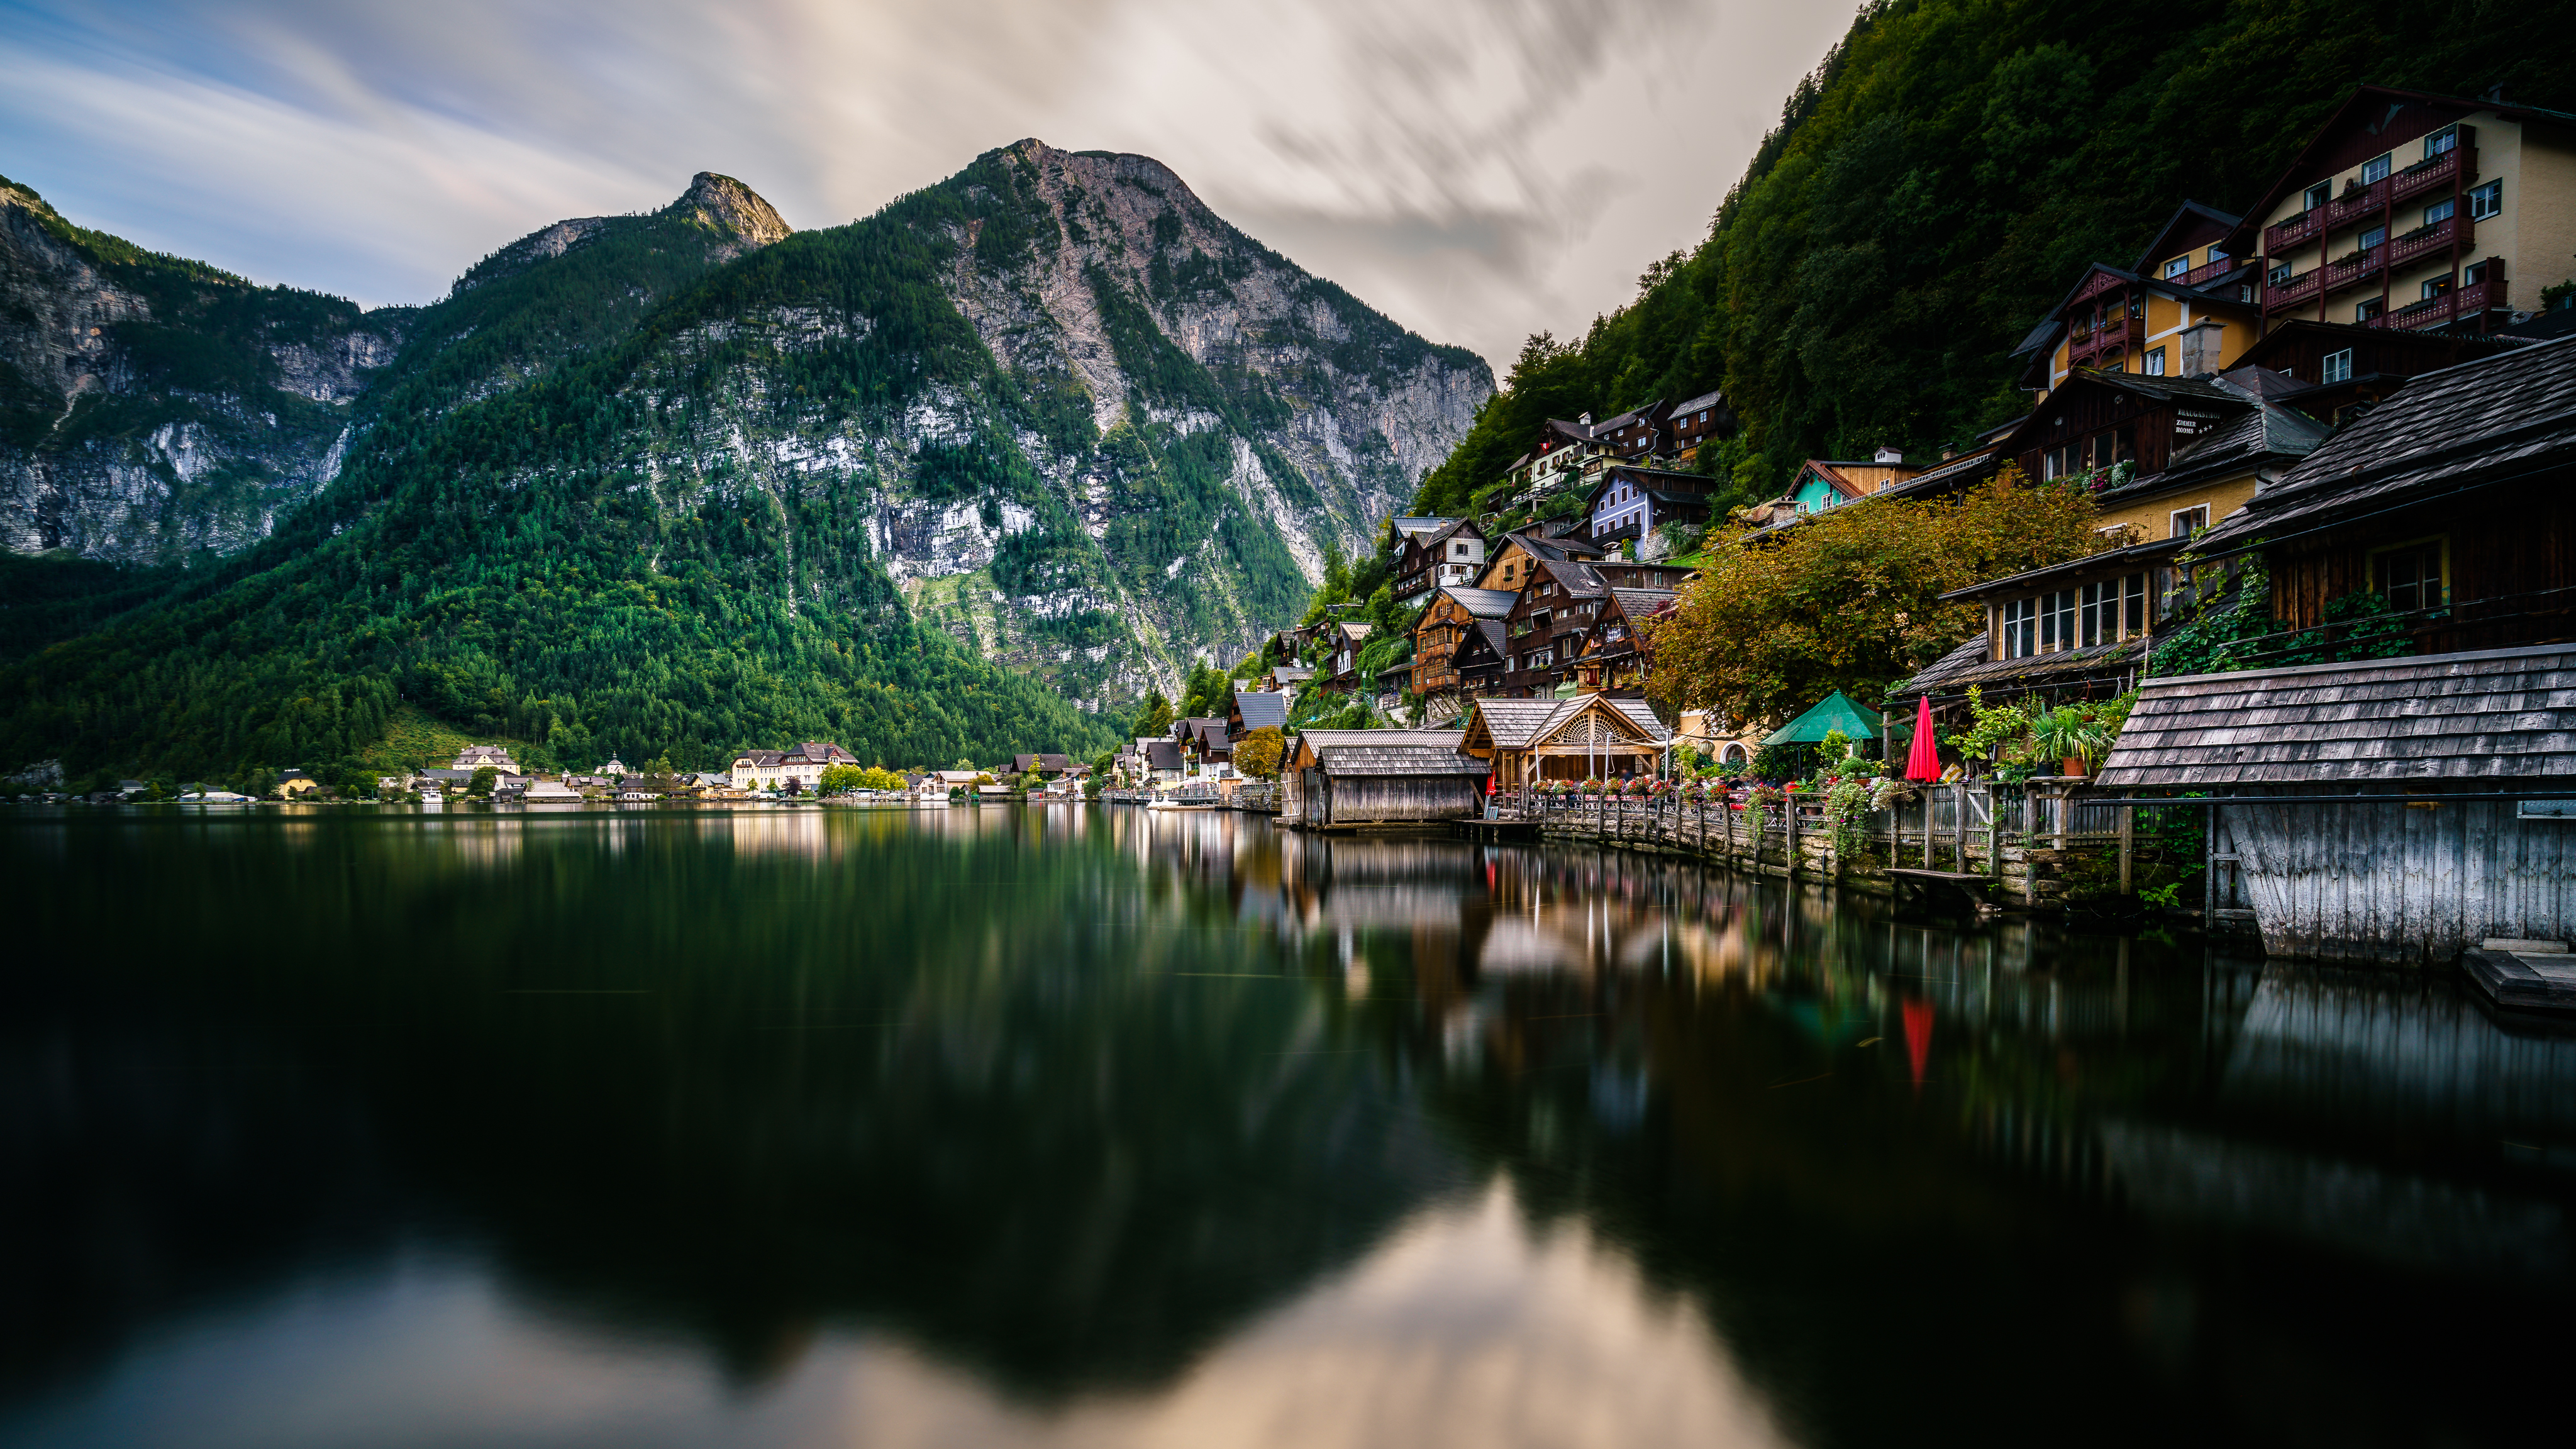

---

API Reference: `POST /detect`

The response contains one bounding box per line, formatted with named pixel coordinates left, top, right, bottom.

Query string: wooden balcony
left=2264, top=265, right=2323, bottom=313
left=2265, top=210, right=2320, bottom=255
left=2318, top=243, right=2386, bottom=297
left=2066, top=315, right=2145, bottom=367
left=2388, top=213, right=2471, bottom=270
left=2176, top=255, right=2251, bottom=289
left=2389, top=145, right=2472, bottom=206
left=2367, top=278, right=2508, bottom=332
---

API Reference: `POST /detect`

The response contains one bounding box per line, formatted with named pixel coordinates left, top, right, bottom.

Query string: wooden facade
left=1282, top=729, right=1488, bottom=828
left=1411, top=586, right=1516, bottom=697
left=1459, top=694, right=1672, bottom=789
left=2100, top=646, right=2576, bottom=965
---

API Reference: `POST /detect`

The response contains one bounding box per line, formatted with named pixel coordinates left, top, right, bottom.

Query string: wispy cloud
left=0, top=0, right=1850, bottom=366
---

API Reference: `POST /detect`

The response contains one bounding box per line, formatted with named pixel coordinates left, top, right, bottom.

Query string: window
left=2424, top=125, right=2457, bottom=159
left=2304, top=182, right=2331, bottom=212
left=2170, top=504, right=2209, bottom=539
left=2358, top=225, right=2385, bottom=252
left=2423, top=197, right=2455, bottom=226
left=1999, top=598, right=2036, bottom=659
left=2374, top=538, right=2445, bottom=613
left=2207, top=247, right=2228, bottom=266
left=2145, top=346, right=2167, bottom=376
left=2423, top=274, right=2454, bottom=300
left=2470, top=179, right=2502, bottom=219
left=1453, top=541, right=1470, bottom=557
left=2322, top=348, right=2353, bottom=383
left=2362, top=153, right=2392, bottom=184
left=2268, top=260, right=2294, bottom=286
left=2356, top=297, right=2383, bottom=322
left=2078, top=574, right=2149, bottom=647
left=2163, top=256, right=2190, bottom=279
left=2466, top=258, right=2497, bottom=286
left=2039, top=590, right=2077, bottom=653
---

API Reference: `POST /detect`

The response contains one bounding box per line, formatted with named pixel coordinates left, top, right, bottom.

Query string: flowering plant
left=1623, top=777, right=1648, bottom=796
left=1648, top=778, right=1673, bottom=796
left=1580, top=778, right=1603, bottom=796
left=1745, top=782, right=1783, bottom=811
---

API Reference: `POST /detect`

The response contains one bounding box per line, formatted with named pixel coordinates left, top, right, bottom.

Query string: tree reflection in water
left=1, top=804, right=2571, bottom=1448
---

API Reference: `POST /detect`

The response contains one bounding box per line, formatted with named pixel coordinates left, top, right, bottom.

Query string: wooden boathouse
left=2098, top=645, right=2576, bottom=965
left=1282, top=729, right=1489, bottom=829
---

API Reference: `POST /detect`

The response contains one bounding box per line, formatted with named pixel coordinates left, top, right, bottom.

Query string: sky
left=0, top=0, right=1854, bottom=373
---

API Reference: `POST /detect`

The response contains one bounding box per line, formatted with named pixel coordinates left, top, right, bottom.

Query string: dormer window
left=2163, top=257, right=2190, bottom=279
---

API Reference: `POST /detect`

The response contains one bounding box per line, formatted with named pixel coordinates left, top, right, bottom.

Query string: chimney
left=1578, top=412, right=1593, bottom=427
left=1874, top=445, right=1904, bottom=465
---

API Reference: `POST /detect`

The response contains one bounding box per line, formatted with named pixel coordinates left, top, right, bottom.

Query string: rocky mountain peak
left=666, top=172, right=791, bottom=252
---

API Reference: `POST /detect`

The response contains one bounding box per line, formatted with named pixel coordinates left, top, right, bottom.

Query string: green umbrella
left=1760, top=690, right=1882, bottom=747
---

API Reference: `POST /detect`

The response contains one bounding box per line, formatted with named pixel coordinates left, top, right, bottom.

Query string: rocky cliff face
left=1, top=152, right=1488, bottom=718
left=0, top=176, right=404, bottom=558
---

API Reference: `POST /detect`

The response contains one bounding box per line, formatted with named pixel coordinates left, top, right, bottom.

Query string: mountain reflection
left=4, top=806, right=2574, bottom=1448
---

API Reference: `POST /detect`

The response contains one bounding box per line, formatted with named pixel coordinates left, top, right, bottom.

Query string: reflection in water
left=3, top=805, right=2573, bottom=1447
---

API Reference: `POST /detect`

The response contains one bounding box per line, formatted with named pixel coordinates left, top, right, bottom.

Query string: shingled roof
left=2196, top=336, right=2576, bottom=553
left=1468, top=696, right=1670, bottom=749
left=1437, top=586, right=1519, bottom=619
left=1295, top=729, right=1487, bottom=776
left=2097, top=645, right=2576, bottom=788
left=1231, top=689, right=1289, bottom=733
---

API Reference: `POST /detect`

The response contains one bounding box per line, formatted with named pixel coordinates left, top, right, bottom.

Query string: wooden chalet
left=1573, top=587, right=1679, bottom=697
left=1452, top=618, right=1511, bottom=698
left=1011, top=753, right=1072, bottom=778
left=1498, top=558, right=1692, bottom=698
left=1281, top=729, right=1489, bottom=828
left=1474, top=523, right=1607, bottom=593
left=1498, top=418, right=1609, bottom=507
left=2099, top=645, right=2576, bottom=967
left=1392, top=518, right=1491, bottom=600
left=1668, top=389, right=1729, bottom=465
left=1458, top=694, right=1672, bottom=789
left=1173, top=717, right=1231, bottom=770
left=2188, top=335, right=2576, bottom=660
left=1411, top=586, right=1517, bottom=698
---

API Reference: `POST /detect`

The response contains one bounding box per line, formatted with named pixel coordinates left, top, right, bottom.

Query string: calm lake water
left=3, top=803, right=2572, bottom=1448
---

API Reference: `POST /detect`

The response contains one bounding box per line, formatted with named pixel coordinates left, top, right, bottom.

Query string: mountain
left=0, top=147, right=1488, bottom=780
left=1407, top=0, right=2576, bottom=520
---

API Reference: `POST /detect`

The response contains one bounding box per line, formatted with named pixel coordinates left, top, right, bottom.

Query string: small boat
left=1147, top=796, right=1219, bottom=811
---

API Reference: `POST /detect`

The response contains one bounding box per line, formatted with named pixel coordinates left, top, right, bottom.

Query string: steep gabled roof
left=2128, top=200, right=2242, bottom=274
left=1231, top=690, right=1289, bottom=732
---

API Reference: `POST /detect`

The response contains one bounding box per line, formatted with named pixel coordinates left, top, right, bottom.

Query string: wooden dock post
left=2118, top=805, right=2134, bottom=894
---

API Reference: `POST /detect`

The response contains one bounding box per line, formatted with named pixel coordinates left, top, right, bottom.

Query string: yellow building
left=2016, top=202, right=2265, bottom=393
left=2238, top=86, right=2576, bottom=336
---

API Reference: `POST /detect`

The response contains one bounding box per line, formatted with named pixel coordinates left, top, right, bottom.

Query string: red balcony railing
left=2388, top=213, right=2471, bottom=270
left=2263, top=267, right=2323, bottom=313
left=2389, top=145, right=2472, bottom=205
left=2265, top=210, right=2319, bottom=255
left=2177, top=255, right=2251, bottom=289
left=2367, top=278, right=2509, bottom=331
left=2319, top=243, right=2386, bottom=295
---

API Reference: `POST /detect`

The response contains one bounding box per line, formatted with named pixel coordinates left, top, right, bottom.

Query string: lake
left=3, top=803, right=2571, bottom=1448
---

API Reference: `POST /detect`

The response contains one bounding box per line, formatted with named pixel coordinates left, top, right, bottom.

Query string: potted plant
left=2031, top=707, right=2111, bottom=777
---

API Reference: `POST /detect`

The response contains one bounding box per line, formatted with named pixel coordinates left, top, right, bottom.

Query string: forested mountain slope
left=0, top=146, right=1486, bottom=779
left=1411, top=0, right=2576, bottom=519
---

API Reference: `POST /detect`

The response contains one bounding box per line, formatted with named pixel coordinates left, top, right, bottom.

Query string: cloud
left=0, top=0, right=1853, bottom=366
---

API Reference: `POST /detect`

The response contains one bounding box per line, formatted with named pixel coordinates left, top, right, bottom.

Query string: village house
left=1011, top=753, right=1072, bottom=779
left=1889, top=366, right=2333, bottom=726
left=1572, top=587, right=1680, bottom=697
left=1392, top=518, right=1491, bottom=600
left=2092, top=337, right=2576, bottom=971
left=1314, top=621, right=1375, bottom=696
left=2232, top=86, right=2576, bottom=341
left=1409, top=586, right=1517, bottom=701
left=1473, top=521, right=1607, bottom=594
left=1173, top=718, right=1233, bottom=774
left=452, top=744, right=521, bottom=774
left=1452, top=616, right=1512, bottom=698
left=1580, top=465, right=1723, bottom=557
left=520, top=779, right=583, bottom=803
left=2012, top=201, right=2264, bottom=394
left=1741, top=448, right=1924, bottom=528
left=729, top=742, right=857, bottom=793
left=1457, top=694, right=1673, bottom=790
left=1262, top=662, right=1314, bottom=695
left=1667, top=390, right=1729, bottom=465
left=1227, top=689, right=1289, bottom=743
left=1497, top=418, right=1611, bottom=508
left=1497, top=558, right=1692, bottom=699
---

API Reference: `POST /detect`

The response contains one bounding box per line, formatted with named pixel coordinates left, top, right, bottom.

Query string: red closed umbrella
left=1904, top=694, right=1941, bottom=782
